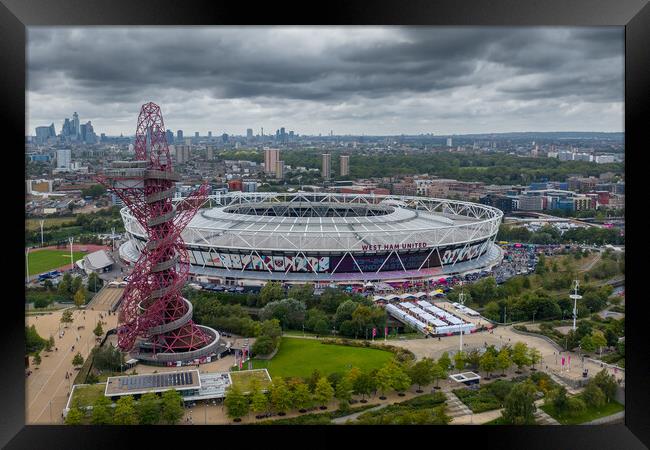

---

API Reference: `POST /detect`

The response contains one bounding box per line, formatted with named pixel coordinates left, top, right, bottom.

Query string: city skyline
left=27, top=27, right=624, bottom=136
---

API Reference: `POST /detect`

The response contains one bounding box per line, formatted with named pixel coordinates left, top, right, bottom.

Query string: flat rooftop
left=105, top=369, right=201, bottom=397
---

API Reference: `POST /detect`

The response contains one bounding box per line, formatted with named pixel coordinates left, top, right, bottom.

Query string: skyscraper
left=177, top=130, right=183, bottom=141
left=208, top=131, right=212, bottom=138
left=56, top=149, right=71, bottom=169
left=166, top=129, right=174, bottom=144
left=446, top=137, right=453, bottom=147
left=72, top=112, right=80, bottom=137
left=264, top=148, right=279, bottom=174
left=35, top=123, right=56, bottom=143
left=222, top=133, right=229, bottom=143
left=246, top=128, right=253, bottom=140
left=206, top=145, right=215, bottom=160
left=195, top=131, right=200, bottom=138
left=340, top=155, right=350, bottom=177
left=322, top=153, right=331, bottom=180
left=275, top=160, right=284, bottom=180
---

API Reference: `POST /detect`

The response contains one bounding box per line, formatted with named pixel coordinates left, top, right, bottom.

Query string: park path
left=26, top=307, right=118, bottom=424
left=331, top=404, right=389, bottom=424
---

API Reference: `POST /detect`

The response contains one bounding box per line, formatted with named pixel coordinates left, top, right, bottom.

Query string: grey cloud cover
left=26, top=26, right=624, bottom=135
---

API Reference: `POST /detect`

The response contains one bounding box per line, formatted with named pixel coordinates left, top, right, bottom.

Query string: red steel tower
left=99, top=102, right=219, bottom=363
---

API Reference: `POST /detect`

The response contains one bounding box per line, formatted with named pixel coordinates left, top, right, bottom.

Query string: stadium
left=119, top=192, right=503, bottom=286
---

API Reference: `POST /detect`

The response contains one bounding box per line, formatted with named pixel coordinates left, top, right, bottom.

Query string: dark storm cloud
left=26, top=27, right=623, bottom=135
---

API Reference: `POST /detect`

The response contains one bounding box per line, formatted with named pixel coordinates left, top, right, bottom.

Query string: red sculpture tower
left=99, top=102, right=218, bottom=362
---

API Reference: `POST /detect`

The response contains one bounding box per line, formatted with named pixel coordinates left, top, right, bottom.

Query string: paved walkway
left=445, top=391, right=473, bottom=418
left=331, top=404, right=388, bottom=424
left=582, top=411, right=624, bottom=425
left=26, top=308, right=118, bottom=424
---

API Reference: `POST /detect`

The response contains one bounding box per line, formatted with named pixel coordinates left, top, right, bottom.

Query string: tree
left=60, top=309, right=74, bottom=326
left=511, top=342, right=531, bottom=372
left=335, top=375, right=354, bottom=403
left=260, top=319, right=282, bottom=339
left=334, top=300, right=359, bottom=328
left=91, top=395, right=113, bottom=425
left=314, top=377, right=334, bottom=406
left=260, top=298, right=306, bottom=329
left=454, top=351, right=466, bottom=373
left=43, top=278, right=54, bottom=290
left=74, top=287, right=87, bottom=308
left=260, top=281, right=284, bottom=306
left=580, top=334, right=596, bottom=353
left=58, top=280, right=70, bottom=299
left=25, top=325, right=46, bottom=353
left=137, top=392, right=161, bottom=425
left=225, top=385, right=250, bottom=420
left=33, top=352, right=42, bottom=368
left=391, top=365, right=412, bottom=394
left=252, top=335, right=276, bottom=356
left=307, top=369, right=321, bottom=394
left=375, top=365, right=394, bottom=398
left=501, top=381, right=537, bottom=425
left=497, top=348, right=512, bottom=376
left=582, top=383, right=606, bottom=409
left=438, top=352, right=452, bottom=372
left=292, top=382, right=314, bottom=411
left=408, top=358, right=434, bottom=391
left=550, top=386, right=569, bottom=413
left=71, top=276, right=83, bottom=295
left=113, top=395, right=138, bottom=425
left=44, top=337, right=53, bottom=352
left=431, top=361, right=447, bottom=388
left=566, top=397, right=586, bottom=417
left=250, top=389, right=269, bottom=416
left=528, top=347, right=542, bottom=370
left=93, top=321, right=104, bottom=338
left=591, top=330, right=607, bottom=356
left=466, top=349, right=482, bottom=371
left=270, top=379, right=293, bottom=414
left=160, top=390, right=184, bottom=424
left=93, top=344, right=125, bottom=371
left=65, top=407, right=85, bottom=425
left=592, top=369, right=618, bottom=403
left=72, top=352, right=84, bottom=368
left=353, top=372, right=375, bottom=400
left=479, top=351, right=497, bottom=378
left=87, top=272, right=103, bottom=293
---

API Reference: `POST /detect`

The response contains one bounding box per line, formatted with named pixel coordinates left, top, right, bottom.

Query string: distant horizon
left=26, top=128, right=625, bottom=139
left=27, top=27, right=624, bottom=135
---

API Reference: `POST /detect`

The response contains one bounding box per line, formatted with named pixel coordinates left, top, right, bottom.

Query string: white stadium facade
left=119, top=192, right=504, bottom=286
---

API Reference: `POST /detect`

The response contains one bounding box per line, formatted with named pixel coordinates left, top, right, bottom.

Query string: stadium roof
left=122, top=193, right=502, bottom=253
left=84, top=249, right=115, bottom=271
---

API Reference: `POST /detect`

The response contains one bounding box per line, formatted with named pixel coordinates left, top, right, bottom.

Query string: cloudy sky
left=26, top=27, right=624, bottom=136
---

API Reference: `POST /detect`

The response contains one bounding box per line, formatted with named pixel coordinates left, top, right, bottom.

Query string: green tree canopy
left=113, top=395, right=138, bottom=425
left=160, top=390, right=184, bottom=424
left=91, top=395, right=113, bottom=425
left=137, top=392, right=161, bottom=425
left=502, top=381, right=538, bottom=425
left=224, top=385, right=250, bottom=420
left=314, top=377, right=334, bottom=406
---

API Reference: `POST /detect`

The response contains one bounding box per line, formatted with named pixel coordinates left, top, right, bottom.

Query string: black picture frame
left=3, top=0, right=648, bottom=448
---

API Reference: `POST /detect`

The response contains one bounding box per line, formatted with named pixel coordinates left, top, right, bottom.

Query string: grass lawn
left=235, top=337, right=394, bottom=379
left=229, top=369, right=272, bottom=392
left=69, top=383, right=106, bottom=408
left=540, top=400, right=624, bottom=425
left=27, top=249, right=86, bottom=275
left=26, top=217, right=76, bottom=231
